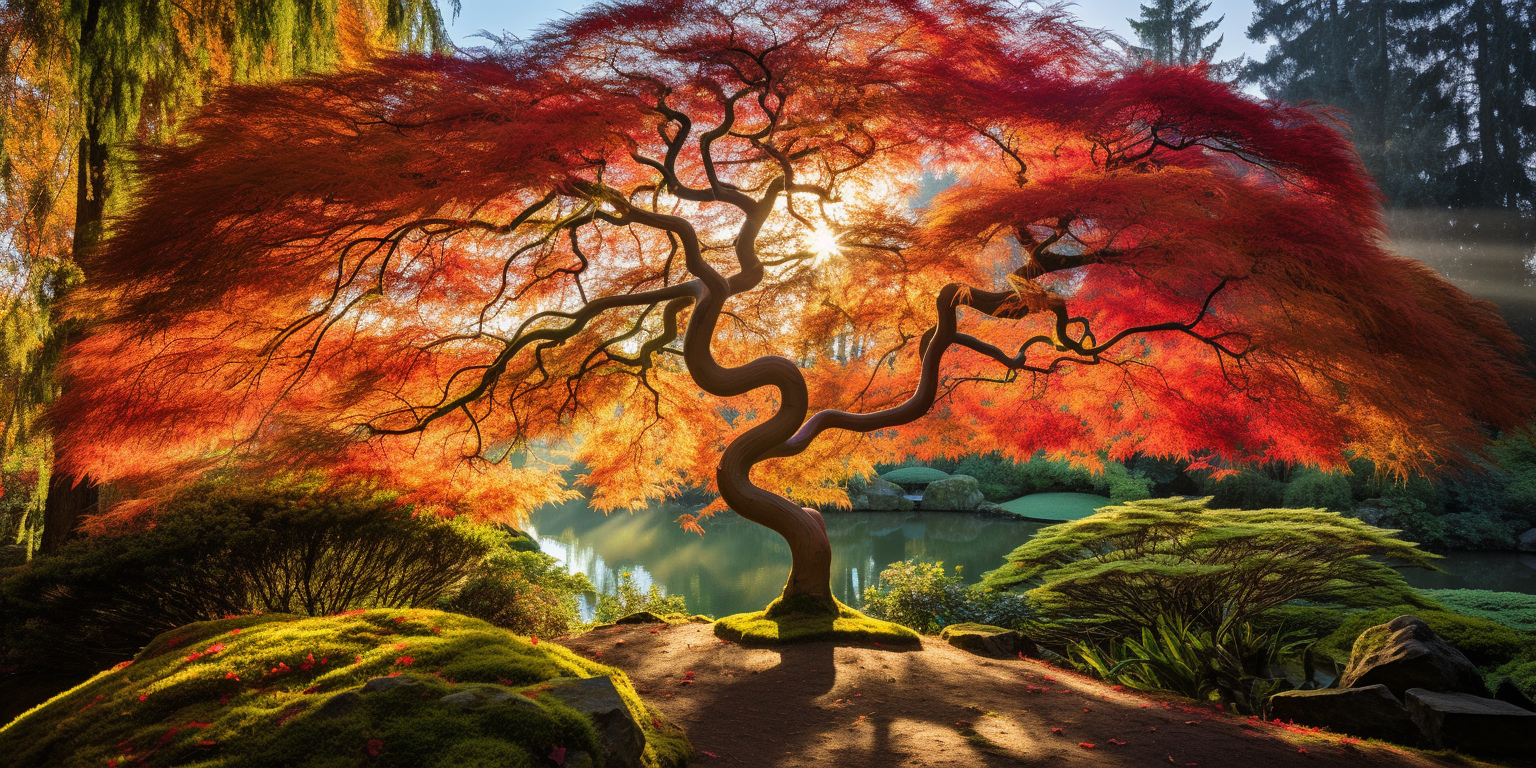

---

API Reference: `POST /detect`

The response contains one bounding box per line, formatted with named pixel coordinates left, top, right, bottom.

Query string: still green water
left=525, top=498, right=1536, bottom=619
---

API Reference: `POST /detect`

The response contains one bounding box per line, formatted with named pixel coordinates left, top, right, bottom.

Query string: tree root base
left=713, top=598, right=922, bottom=646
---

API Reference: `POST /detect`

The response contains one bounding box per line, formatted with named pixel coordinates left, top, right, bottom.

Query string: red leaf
left=365, top=738, right=383, bottom=757
left=549, top=745, right=567, bottom=765
left=1079, top=742, right=1095, bottom=749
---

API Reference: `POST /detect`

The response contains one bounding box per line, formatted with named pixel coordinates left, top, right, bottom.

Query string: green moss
left=713, top=599, right=921, bottom=646
left=1420, top=589, right=1536, bottom=633
left=0, top=609, right=688, bottom=767
left=879, top=467, right=950, bottom=485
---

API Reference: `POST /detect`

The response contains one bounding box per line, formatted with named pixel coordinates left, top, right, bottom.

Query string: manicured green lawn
left=997, top=492, right=1112, bottom=521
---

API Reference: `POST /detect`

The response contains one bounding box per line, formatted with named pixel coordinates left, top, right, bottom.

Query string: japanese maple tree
left=56, top=0, right=1534, bottom=615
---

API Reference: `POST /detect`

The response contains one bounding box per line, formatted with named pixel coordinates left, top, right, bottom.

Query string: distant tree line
left=1131, top=0, right=1535, bottom=211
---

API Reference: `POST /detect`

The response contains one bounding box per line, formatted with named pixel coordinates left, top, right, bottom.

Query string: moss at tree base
left=0, top=609, right=690, bottom=768
left=713, top=598, right=921, bottom=646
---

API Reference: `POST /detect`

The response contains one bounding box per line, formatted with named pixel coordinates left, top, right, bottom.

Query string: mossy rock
left=0, top=609, right=690, bottom=768
left=593, top=612, right=713, bottom=630
left=939, top=623, right=1036, bottom=658
left=713, top=598, right=921, bottom=646
left=879, top=467, right=950, bottom=486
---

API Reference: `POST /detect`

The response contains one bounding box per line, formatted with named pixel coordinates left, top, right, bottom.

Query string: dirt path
left=563, top=623, right=1507, bottom=768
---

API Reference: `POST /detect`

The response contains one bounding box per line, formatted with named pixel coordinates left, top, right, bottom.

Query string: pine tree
left=1128, top=0, right=1239, bottom=75
left=1246, top=0, right=1536, bottom=210
left=1245, top=0, right=1457, bottom=207
left=1406, top=0, right=1536, bottom=209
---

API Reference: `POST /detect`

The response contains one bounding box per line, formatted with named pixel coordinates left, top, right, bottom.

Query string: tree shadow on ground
left=565, top=623, right=1499, bottom=768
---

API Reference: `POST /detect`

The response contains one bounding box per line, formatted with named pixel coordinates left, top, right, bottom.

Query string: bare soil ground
left=563, top=623, right=1512, bottom=768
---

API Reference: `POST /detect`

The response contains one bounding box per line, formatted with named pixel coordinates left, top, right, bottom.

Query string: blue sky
left=447, top=1, right=1272, bottom=64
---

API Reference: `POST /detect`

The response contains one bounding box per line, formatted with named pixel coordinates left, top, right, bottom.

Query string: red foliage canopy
left=59, top=0, right=1532, bottom=565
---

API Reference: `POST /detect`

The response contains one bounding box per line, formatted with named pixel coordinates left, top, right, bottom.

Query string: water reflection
left=526, top=499, right=1536, bottom=621
left=525, top=500, right=1044, bottom=619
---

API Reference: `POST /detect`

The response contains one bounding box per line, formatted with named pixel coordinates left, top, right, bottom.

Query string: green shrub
left=0, top=609, right=689, bottom=768
left=440, top=550, right=593, bottom=637
left=879, top=466, right=951, bottom=486
left=1204, top=470, right=1284, bottom=510
left=860, top=560, right=1033, bottom=634
left=1103, top=463, right=1154, bottom=503
left=593, top=571, right=687, bottom=624
left=980, top=498, right=1434, bottom=634
left=1420, top=589, right=1536, bottom=632
left=1283, top=469, right=1353, bottom=511
left=0, top=481, right=504, bottom=671
left=1437, top=513, right=1517, bottom=549
left=955, top=454, right=1026, bottom=501
left=1493, top=432, right=1536, bottom=525
left=1069, top=613, right=1313, bottom=715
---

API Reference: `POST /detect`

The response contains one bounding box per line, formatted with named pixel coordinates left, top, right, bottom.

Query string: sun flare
left=805, top=222, right=842, bottom=264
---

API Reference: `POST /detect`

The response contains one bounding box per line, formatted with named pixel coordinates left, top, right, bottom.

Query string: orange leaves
left=54, top=0, right=1536, bottom=538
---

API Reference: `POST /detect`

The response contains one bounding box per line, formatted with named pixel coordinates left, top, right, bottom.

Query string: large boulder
left=542, top=676, right=646, bottom=768
left=920, top=475, right=985, bottom=511
left=1340, top=615, right=1490, bottom=699
left=1518, top=527, right=1536, bottom=553
left=864, top=478, right=907, bottom=511
left=939, top=623, right=1036, bottom=658
left=1266, top=685, right=1420, bottom=745
left=1405, top=688, right=1536, bottom=755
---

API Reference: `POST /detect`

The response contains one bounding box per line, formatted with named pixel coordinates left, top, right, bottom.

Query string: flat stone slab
left=1406, top=688, right=1536, bottom=755
left=1267, top=684, right=1420, bottom=745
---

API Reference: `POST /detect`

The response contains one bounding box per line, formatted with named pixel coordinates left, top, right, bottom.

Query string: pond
left=525, top=498, right=1536, bottom=620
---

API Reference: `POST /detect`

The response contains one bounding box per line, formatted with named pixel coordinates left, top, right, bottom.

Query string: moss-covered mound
left=713, top=598, right=921, bottom=646
left=879, top=467, right=949, bottom=485
left=0, top=609, right=689, bottom=767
